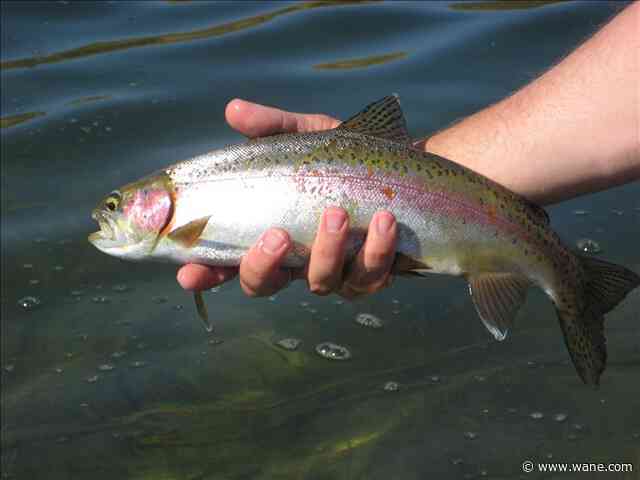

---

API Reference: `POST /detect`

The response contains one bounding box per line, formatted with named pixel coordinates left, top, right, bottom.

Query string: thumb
left=225, top=98, right=340, bottom=138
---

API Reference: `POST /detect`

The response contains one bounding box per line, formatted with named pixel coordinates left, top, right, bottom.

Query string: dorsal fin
left=337, top=94, right=411, bottom=143
left=526, top=199, right=550, bottom=225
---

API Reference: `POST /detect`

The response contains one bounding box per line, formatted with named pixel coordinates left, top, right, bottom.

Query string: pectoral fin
left=169, top=217, right=210, bottom=248
left=468, top=273, right=529, bottom=341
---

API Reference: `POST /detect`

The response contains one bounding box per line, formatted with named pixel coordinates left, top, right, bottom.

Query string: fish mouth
left=89, top=210, right=116, bottom=243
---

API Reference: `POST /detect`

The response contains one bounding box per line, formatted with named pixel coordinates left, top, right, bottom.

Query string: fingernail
left=260, top=230, right=287, bottom=255
left=325, top=210, right=346, bottom=233
left=376, top=212, right=395, bottom=235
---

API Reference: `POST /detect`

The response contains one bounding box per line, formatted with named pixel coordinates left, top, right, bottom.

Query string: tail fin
left=557, top=255, right=639, bottom=387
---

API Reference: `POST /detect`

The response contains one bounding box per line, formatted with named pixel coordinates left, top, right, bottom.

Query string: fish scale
left=89, top=95, right=639, bottom=386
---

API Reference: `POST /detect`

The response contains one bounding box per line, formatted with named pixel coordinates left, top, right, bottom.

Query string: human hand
left=176, top=99, right=398, bottom=299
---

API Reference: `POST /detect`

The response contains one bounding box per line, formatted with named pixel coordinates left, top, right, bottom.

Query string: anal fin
left=468, top=273, right=529, bottom=341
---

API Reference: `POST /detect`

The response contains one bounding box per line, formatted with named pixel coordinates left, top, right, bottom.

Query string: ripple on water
left=130, top=361, right=147, bottom=368
left=91, top=295, right=111, bottom=304
left=276, top=338, right=301, bottom=351
left=576, top=238, right=602, bottom=254
left=97, top=364, right=115, bottom=371
left=86, top=375, right=99, bottom=384
left=463, top=431, right=478, bottom=440
left=355, top=313, right=384, bottom=329
left=17, top=296, right=41, bottom=310
left=553, top=413, right=568, bottom=422
left=112, top=284, right=130, bottom=292
left=315, top=342, right=351, bottom=360
left=529, top=411, right=545, bottom=420
left=383, top=381, right=400, bottom=392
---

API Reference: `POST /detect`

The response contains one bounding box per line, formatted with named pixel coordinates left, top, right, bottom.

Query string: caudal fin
left=558, top=255, right=640, bottom=387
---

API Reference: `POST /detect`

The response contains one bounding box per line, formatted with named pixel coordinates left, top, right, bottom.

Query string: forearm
left=424, top=2, right=640, bottom=205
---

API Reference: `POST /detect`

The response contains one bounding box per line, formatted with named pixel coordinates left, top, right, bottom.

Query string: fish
left=89, top=95, right=639, bottom=386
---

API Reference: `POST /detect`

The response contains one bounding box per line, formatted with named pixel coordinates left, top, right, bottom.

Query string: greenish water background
left=1, top=1, right=638, bottom=479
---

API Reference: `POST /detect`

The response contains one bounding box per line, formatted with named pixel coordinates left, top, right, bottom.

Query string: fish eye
left=104, top=191, right=121, bottom=212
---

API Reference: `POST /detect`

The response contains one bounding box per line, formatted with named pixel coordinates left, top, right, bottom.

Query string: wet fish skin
left=89, top=95, right=640, bottom=386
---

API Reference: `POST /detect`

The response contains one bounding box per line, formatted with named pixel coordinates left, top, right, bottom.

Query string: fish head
left=88, top=173, right=174, bottom=260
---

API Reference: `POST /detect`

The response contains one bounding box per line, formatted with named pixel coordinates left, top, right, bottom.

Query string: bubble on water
left=3, top=364, right=15, bottom=373
left=105, top=126, right=112, bottom=132
left=28, top=279, right=41, bottom=286
left=529, top=411, right=545, bottom=420
left=299, top=301, right=310, bottom=308
left=392, top=309, right=401, bottom=315
left=172, top=304, right=184, bottom=311
left=112, top=284, right=130, bottom=292
left=276, top=338, right=301, bottom=351
left=69, top=118, right=78, bottom=124
left=80, top=402, right=89, bottom=408
left=97, top=364, right=115, bottom=372
left=481, top=408, right=490, bottom=415
left=354, top=313, right=384, bottom=329
left=53, top=265, right=64, bottom=271
left=17, top=296, right=42, bottom=310
left=208, top=338, right=224, bottom=346
left=315, top=342, right=351, bottom=360
left=383, top=381, right=400, bottom=392
left=65, top=352, right=74, bottom=359
left=70, top=289, right=85, bottom=297
left=553, top=413, right=568, bottom=422
left=479, top=470, right=488, bottom=477
left=23, top=263, right=33, bottom=269
left=268, top=295, right=277, bottom=302
left=209, top=286, right=221, bottom=293
left=136, top=342, right=147, bottom=350
left=507, top=407, right=518, bottom=414
left=473, top=375, right=487, bottom=382
left=567, top=433, right=579, bottom=441
left=54, top=367, right=63, bottom=374
left=333, top=299, right=344, bottom=306
left=91, top=295, right=111, bottom=304
left=463, top=431, right=478, bottom=440
left=130, top=361, right=147, bottom=368
left=56, top=436, right=69, bottom=444
left=576, top=238, right=602, bottom=254
left=610, top=209, right=624, bottom=216
left=451, top=458, right=464, bottom=466
left=391, top=298, right=400, bottom=304
left=86, top=375, right=99, bottom=384
left=572, top=209, right=589, bottom=216
left=429, top=375, right=441, bottom=383
left=309, top=308, right=318, bottom=314
left=151, top=296, right=167, bottom=304
left=571, top=423, right=585, bottom=431
left=111, top=351, right=127, bottom=359
left=545, top=453, right=554, bottom=459
left=76, top=333, right=88, bottom=341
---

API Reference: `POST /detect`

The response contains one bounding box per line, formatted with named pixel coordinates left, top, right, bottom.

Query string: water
left=2, top=1, right=639, bottom=479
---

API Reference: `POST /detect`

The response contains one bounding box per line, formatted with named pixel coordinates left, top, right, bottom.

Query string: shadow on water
left=1, top=1, right=639, bottom=479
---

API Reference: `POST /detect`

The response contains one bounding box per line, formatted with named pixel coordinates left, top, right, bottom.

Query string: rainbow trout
left=89, top=95, right=639, bottom=386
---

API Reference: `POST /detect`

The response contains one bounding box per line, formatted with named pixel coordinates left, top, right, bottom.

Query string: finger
left=307, top=207, right=350, bottom=296
left=341, top=211, right=397, bottom=296
left=225, top=98, right=340, bottom=138
left=239, top=228, right=292, bottom=297
left=177, top=264, right=238, bottom=291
